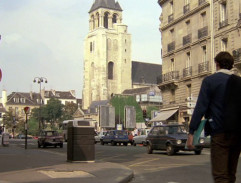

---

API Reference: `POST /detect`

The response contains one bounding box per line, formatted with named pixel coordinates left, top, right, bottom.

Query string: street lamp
left=33, top=77, right=47, bottom=132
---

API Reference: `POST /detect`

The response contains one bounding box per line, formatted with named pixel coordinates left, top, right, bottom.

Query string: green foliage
left=110, top=95, right=144, bottom=123
left=2, top=110, right=25, bottom=134
left=62, top=102, right=78, bottom=120
left=27, top=118, right=39, bottom=136
left=146, top=106, right=160, bottom=119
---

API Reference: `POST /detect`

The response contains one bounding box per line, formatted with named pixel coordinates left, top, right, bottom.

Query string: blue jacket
left=189, top=71, right=231, bottom=135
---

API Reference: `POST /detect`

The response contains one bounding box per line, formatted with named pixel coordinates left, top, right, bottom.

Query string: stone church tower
left=82, top=0, right=132, bottom=110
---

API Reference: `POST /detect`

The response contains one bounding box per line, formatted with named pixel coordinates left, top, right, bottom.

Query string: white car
left=132, top=129, right=150, bottom=146
left=95, top=131, right=107, bottom=143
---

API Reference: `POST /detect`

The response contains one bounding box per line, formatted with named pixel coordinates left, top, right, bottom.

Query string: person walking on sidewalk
left=187, top=51, right=241, bottom=183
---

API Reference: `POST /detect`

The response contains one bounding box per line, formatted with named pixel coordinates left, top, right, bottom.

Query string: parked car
left=100, top=130, right=129, bottom=146
left=38, top=130, right=63, bottom=148
left=16, top=134, right=33, bottom=139
left=133, top=128, right=150, bottom=146
left=95, top=131, right=107, bottom=143
left=146, top=124, right=205, bottom=155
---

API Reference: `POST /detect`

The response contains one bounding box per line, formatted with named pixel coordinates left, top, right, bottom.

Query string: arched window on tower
left=96, top=13, right=100, bottom=27
left=91, top=15, right=95, bottom=30
left=104, top=12, right=109, bottom=28
left=112, top=14, right=117, bottom=24
left=108, top=62, right=114, bottom=80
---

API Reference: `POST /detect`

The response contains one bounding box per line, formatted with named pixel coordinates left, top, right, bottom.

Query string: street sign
left=24, top=107, right=30, bottom=114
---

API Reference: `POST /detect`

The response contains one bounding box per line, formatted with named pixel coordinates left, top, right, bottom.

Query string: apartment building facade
left=158, top=0, right=241, bottom=125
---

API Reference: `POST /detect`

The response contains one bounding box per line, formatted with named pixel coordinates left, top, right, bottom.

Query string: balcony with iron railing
left=219, top=19, right=228, bottom=28
left=162, top=71, right=179, bottom=82
left=183, top=4, right=190, bottom=14
left=198, top=61, right=209, bottom=74
left=168, top=14, right=174, bottom=23
left=183, top=34, right=192, bottom=46
left=198, top=26, right=208, bottom=39
left=199, top=0, right=206, bottom=6
left=167, top=41, right=175, bottom=52
left=233, top=48, right=241, bottom=64
left=183, top=66, right=192, bottom=78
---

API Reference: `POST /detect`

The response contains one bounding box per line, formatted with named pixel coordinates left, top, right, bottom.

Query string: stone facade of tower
left=82, top=0, right=132, bottom=110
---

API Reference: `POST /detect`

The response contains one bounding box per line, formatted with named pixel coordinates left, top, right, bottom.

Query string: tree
left=2, top=109, right=25, bottom=136
left=30, top=98, right=64, bottom=130
left=110, top=95, right=144, bottom=124
left=62, top=102, right=78, bottom=120
left=146, top=106, right=160, bottom=119
left=43, top=98, right=64, bottom=128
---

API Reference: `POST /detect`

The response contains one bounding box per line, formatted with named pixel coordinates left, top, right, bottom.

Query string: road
left=10, top=139, right=241, bottom=183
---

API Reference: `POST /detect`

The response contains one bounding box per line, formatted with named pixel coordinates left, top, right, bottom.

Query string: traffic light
left=142, top=110, right=147, bottom=118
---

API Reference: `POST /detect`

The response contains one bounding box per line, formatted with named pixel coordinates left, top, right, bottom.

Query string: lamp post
left=33, top=77, right=47, bottom=132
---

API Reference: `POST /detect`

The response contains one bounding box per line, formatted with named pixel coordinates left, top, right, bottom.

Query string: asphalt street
left=6, top=139, right=241, bottom=183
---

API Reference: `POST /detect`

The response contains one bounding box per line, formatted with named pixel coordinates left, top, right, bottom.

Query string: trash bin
left=67, top=120, right=95, bottom=162
left=2, top=133, right=9, bottom=147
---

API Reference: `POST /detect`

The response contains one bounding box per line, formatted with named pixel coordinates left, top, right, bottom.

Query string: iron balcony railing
left=168, top=41, right=175, bottom=52
left=183, top=4, right=190, bottom=14
left=183, top=34, right=192, bottom=46
left=219, top=19, right=228, bottom=28
left=233, top=48, right=241, bottom=63
left=198, top=26, right=208, bottom=39
left=183, top=66, right=192, bottom=78
left=168, top=14, right=174, bottom=23
left=198, top=61, right=209, bottom=74
left=199, top=0, right=206, bottom=6
left=162, top=71, right=179, bottom=82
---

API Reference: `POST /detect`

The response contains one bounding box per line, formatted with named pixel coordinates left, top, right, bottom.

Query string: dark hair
left=214, top=51, right=234, bottom=70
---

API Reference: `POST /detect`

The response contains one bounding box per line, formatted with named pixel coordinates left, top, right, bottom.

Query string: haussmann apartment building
left=157, top=0, right=241, bottom=127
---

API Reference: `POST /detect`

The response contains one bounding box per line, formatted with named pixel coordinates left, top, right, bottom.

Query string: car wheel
left=166, top=144, right=175, bottom=156
left=133, top=141, right=136, bottom=146
left=111, top=141, right=116, bottom=146
left=38, top=142, right=41, bottom=148
left=100, top=140, right=104, bottom=145
left=123, top=142, right=128, bottom=146
left=194, top=150, right=202, bottom=155
left=60, top=143, right=63, bottom=148
left=147, top=143, right=153, bottom=154
left=43, top=142, right=47, bottom=148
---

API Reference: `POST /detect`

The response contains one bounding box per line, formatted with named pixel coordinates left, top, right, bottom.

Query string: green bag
left=193, top=119, right=207, bottom=146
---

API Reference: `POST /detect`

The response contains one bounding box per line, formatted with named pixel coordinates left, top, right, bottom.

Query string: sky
left=0, top=0, right=162, bottom=98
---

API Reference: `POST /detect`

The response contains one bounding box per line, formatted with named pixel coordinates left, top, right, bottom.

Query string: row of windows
left=13, top=98, right=26, bottom=103
left=91, top=12, right=119, bottom=29
left=167, top=0, right=230, bottom=29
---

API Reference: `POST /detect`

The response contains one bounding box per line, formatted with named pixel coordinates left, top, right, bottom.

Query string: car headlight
left=176, top=140, right=182, bottom=144
left=199, top=139, right=205, bottom=144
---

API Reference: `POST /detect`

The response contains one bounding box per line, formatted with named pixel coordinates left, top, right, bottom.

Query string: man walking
left=187, top=51, right=241, bottom=183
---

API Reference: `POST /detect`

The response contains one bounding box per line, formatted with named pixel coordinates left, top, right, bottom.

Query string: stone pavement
left=0, top=145, right=133, bottom=183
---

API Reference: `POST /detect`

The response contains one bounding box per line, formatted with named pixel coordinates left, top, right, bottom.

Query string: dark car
left=38, top=130, right=63, bottom=148
left=146, top=124, right=205, bottom=155
left=100, top=130, right=129, bottom=146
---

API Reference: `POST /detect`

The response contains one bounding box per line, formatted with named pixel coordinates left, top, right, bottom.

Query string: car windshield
left=46, top=131, right=58, bottom=136
left=165, top=126, right=186, bottom=134
left=115, top=131, right=127, bottom=135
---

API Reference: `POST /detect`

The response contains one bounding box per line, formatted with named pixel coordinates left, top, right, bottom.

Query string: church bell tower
left=82, top=0, right=132, bottom=110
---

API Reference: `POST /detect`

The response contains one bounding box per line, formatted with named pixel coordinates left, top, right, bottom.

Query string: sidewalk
left=0, top=145, right=133, bottom=183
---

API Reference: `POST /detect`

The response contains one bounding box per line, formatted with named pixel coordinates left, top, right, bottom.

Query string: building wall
left=158, top=0, right=241, bottom=124
left=82, top=7, right=132, bottom=110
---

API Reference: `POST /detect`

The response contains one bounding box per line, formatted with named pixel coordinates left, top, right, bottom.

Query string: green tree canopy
left=110, top=95, right=144, bottom=124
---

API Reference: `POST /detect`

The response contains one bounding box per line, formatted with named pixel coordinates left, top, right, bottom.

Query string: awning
left=149, top=109, right=178, bottom=122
